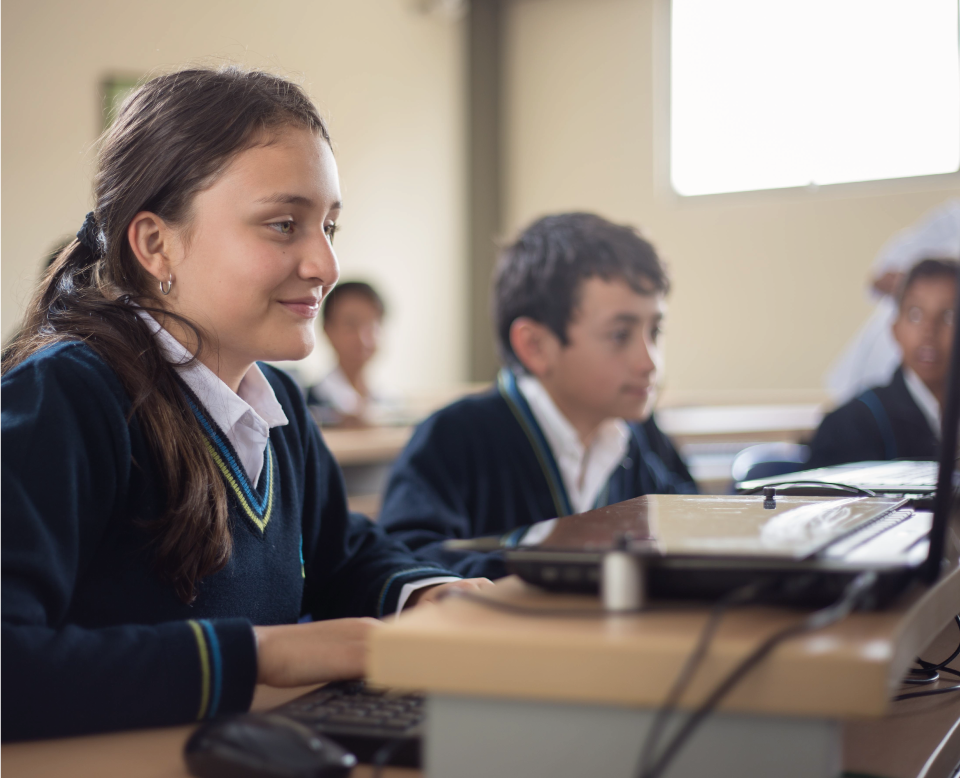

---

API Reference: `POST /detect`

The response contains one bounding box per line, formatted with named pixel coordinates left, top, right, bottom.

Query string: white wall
left=1, top=0, right=467, bottom=393
left=503, top=0, right=960, bottom=404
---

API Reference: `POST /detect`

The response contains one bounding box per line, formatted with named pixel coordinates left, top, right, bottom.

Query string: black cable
left=916, top=615, right=960, bottom=672
left=635, top=578, right=776, bottom=778
left=896, top=614, right=960, bottom=697
left=637, top=571, right=878, bottom=778
left=740, top=481, right=877, bottom=497
left=904, top=667, right=940, bottom=685
left=892, top=685, right=960, bottom=702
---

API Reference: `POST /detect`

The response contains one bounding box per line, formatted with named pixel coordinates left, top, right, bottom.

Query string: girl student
left=1, top=66, right=489, bottom=741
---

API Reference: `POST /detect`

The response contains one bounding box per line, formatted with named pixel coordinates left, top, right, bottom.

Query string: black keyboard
left=272, top=680, right=424, bottom=768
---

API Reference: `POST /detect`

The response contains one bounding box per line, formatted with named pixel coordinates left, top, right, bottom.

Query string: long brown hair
left=2, top=67, right=331, bottom=603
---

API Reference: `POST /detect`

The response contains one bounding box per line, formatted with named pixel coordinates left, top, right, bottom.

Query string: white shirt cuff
left=395, top=576, right=462, bottom=615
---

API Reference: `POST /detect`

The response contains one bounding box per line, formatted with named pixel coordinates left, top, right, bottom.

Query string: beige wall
left=1, top=0, right=467, bottom=393
left=503, top=0, right=960, bottom=405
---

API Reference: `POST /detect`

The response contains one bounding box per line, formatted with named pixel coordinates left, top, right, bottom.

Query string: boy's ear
left=509, top=317, right=561, bottom=378
left=126, top=211, right=182, bottom=286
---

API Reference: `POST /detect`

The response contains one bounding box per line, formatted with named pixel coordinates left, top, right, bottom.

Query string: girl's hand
left=407, top=577, right=496, bottom=608
left=253, top=618, right=381, bottom=687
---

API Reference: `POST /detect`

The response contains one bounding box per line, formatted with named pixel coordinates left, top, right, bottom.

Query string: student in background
left=378, top=213, right=696, bottom=579
left=807, top=258, right=957, bottom=469
left=825, top=199, right=960, bottom=404
left=308, top=281, right=388, bottom=426
left=1, top=67, right=487, bottom=742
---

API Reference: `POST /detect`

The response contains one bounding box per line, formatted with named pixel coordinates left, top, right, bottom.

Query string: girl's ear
left=509, top=317, right=561, bottom=379
left=126, top=211, right=181, bottom=285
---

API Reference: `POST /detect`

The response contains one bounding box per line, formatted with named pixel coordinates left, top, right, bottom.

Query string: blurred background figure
left=825, top=198, right=960, bottom=404
left=808, top=258, right=957, bottom=469
left=309, top=281, right=392, bottom=427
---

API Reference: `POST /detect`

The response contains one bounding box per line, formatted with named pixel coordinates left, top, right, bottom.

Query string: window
left=670, top=0, right=960, bottom=196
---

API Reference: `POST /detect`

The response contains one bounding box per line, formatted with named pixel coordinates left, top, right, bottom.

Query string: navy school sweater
left=806, top=367, right=939, bottom=469
left=1, top=342, right=456, bottom=741
left=378, top=370, right=697, bottom=579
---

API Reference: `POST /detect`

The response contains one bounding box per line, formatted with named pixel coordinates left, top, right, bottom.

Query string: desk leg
left=426, top=694, right=841, bottom=778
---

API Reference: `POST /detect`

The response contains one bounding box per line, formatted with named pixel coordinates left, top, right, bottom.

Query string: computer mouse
left=184, top=712, right=358, bottom=778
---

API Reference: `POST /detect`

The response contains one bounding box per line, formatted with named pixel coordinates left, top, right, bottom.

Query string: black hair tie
left=77, top=212, right=104, bottom=258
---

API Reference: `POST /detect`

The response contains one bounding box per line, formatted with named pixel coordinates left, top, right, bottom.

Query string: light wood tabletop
left=370, top=570, right=960, bottom=719
left=321, top=425, right=414, bottom=466
left=4, top=586, right=958, bottom=778
left=656, top=403, right=823, bottom=446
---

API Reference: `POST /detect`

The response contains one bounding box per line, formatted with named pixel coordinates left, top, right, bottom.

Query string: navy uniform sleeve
left=805, top=397, right=888, bottom=469
left=638, top=414, right=698, bottom=494
left=377, top=411, right=506, bottom=579
left=263, top=369, right=459, bottom=621
left=1, top=346, right=257, bottom=741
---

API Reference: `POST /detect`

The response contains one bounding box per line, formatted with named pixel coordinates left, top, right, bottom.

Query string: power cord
left=636, top=570, right=879, bottom=778
left=740, top=481, right=877, bottom=497
left=635, top=577, right=776, bottom=778
left=894, top=614, right=960, bottom=702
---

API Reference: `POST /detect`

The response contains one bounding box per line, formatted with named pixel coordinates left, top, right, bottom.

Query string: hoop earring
left=160, top=275, right=173, bottom=296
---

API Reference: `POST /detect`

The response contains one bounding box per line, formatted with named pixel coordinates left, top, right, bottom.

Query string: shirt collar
left=317, top=366, right=364, bottom=415
left=902, top=367, right=941, bottom=439
left=137, top=310, right=288, bottom=435
left=516, top=373, right=629, bottom=513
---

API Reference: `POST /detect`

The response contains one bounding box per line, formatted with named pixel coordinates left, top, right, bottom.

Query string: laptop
left=737, top=460, right=939, bottom=496
left=449, top=266, right=960, bottom=607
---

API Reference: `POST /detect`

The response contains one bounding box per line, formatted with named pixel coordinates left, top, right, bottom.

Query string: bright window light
left=670, top=0, right=960, bottom=196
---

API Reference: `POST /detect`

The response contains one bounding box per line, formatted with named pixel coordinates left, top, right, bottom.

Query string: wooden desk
left=1, top=685, right=418, bottom=778
left=321, top=426, right=414, bottom=517
left=655, top=404, right=824, bottom=492
left=318, top=405, right=827, bottom=500
left=843, top=617, right=960, bottom=778
left=655, top=404, right=823, bottom=447
left=319, top=404, right=824, bottom=460
left=369, top=572, right=960, bottom=778
left=3, top=594, right=957, bottom=778
left=322, top=426, right=414, bottom=467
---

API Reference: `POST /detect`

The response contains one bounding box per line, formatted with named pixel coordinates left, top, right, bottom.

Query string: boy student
left=378, top=212, right=696, bottom=579
left=308, top=281, right=390, bottom=426
left=807, top=258, right=957, bottom=469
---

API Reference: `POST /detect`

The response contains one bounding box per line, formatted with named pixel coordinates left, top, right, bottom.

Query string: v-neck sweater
left=1, top=342, right=456, bottom=741
left=378, top=371, right=697, bottom=579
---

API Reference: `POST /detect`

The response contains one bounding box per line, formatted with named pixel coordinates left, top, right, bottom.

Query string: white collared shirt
left=903, top=367, right=941, bottom=440
left=517, top=375, right=630, bottom=514
left=138, top=312, right=288, bottom=486
left=141, top=311, right=457, bottom=610
left=314, top=366, right=365, bottom=416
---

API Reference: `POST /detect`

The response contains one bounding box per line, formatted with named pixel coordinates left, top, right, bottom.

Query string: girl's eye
left=271, top=221, right=294, bottom=235
left=325, top=223, right=339, bottom=243
left=611, top=329, right=631, bottom=345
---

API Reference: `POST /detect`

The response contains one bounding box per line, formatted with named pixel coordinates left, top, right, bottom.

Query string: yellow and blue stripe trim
left=498, top=369, right=572, bottom=517
left=498, top=369, right=618, bottom=515
left=185, top=396, right=276, bottom=533
left=187, top=619, right=223, bottom=720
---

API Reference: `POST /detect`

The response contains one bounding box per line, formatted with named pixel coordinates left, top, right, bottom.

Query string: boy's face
left=892, top=276, right=956, bottom=393
left=539, top=277, right=665, bottom=430
left=323, top=293, right=383, bottom=374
